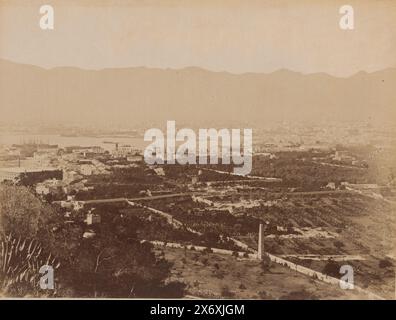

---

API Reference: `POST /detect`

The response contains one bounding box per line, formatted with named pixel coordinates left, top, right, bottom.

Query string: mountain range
left=0, top=59, right=395, bottom=127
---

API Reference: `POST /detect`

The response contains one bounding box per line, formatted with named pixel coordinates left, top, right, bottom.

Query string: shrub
left=202, top=247, right=213, bottom=254
left=258, top=290, right=270, bottom=299
left=333, top=240, right=345, bottom=249
left=322, top=259, right=340, bottom=277
left=280, top=289, right=318, bottom=300
left=260, top=254, right=272, bottom=272
left=220, top=285, right=234, bottom=298
left=379, top=259, right=393, bottom=269
left=0, top=233, right=60, bottom=296
left=158, top=281, right=186, bottom=298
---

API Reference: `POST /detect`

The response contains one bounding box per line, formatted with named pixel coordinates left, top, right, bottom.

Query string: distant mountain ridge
left=0, top=59, right=395, bottom=126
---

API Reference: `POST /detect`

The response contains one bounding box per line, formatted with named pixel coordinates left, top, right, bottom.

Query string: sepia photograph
left=0, top=0, right=395, bottom=309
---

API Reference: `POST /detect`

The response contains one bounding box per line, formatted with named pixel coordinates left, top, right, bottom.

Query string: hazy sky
left=0, top=0, right=395, bottom=76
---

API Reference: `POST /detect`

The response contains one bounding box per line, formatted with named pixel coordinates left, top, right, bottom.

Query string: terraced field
left=136, top=190, right=395, bottom=298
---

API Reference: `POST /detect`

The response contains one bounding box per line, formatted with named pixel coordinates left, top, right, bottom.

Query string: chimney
left=257, top=223, right=265, bottom=260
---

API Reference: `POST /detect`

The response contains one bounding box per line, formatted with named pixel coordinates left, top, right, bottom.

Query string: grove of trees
left=0, top=185, right=185, bottom=298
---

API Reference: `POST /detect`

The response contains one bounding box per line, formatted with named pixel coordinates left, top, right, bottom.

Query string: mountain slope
left=0, top=59, right=395, bottom=126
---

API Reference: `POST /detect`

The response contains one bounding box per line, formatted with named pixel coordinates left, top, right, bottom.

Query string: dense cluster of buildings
left=0, top=141, right=143, bottom=187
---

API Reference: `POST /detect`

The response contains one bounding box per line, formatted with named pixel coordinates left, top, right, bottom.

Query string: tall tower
left=257, top=223, right=265, bottom=260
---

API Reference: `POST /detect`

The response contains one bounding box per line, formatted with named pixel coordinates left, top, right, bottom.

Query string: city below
left=1, top=121, right=395, bottom=299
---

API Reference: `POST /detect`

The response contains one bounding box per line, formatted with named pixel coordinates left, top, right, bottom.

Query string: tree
left=0, top=185, right=183, bottom=298
left=51, top=210, right=179, bottom=298
left=0, top=186, right=66, bottom=296
left=322, top=259, right=340, bottom=277
left=0, top=185, right=55, bottom=239
left=17, top=170, right=62, bottom=187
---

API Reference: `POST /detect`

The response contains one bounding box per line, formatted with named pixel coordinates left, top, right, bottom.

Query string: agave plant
left=0, top=233, right=60, bottom=295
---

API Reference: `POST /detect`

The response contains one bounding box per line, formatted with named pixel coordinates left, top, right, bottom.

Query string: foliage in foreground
left=0, top=233, right=60, bottom=297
